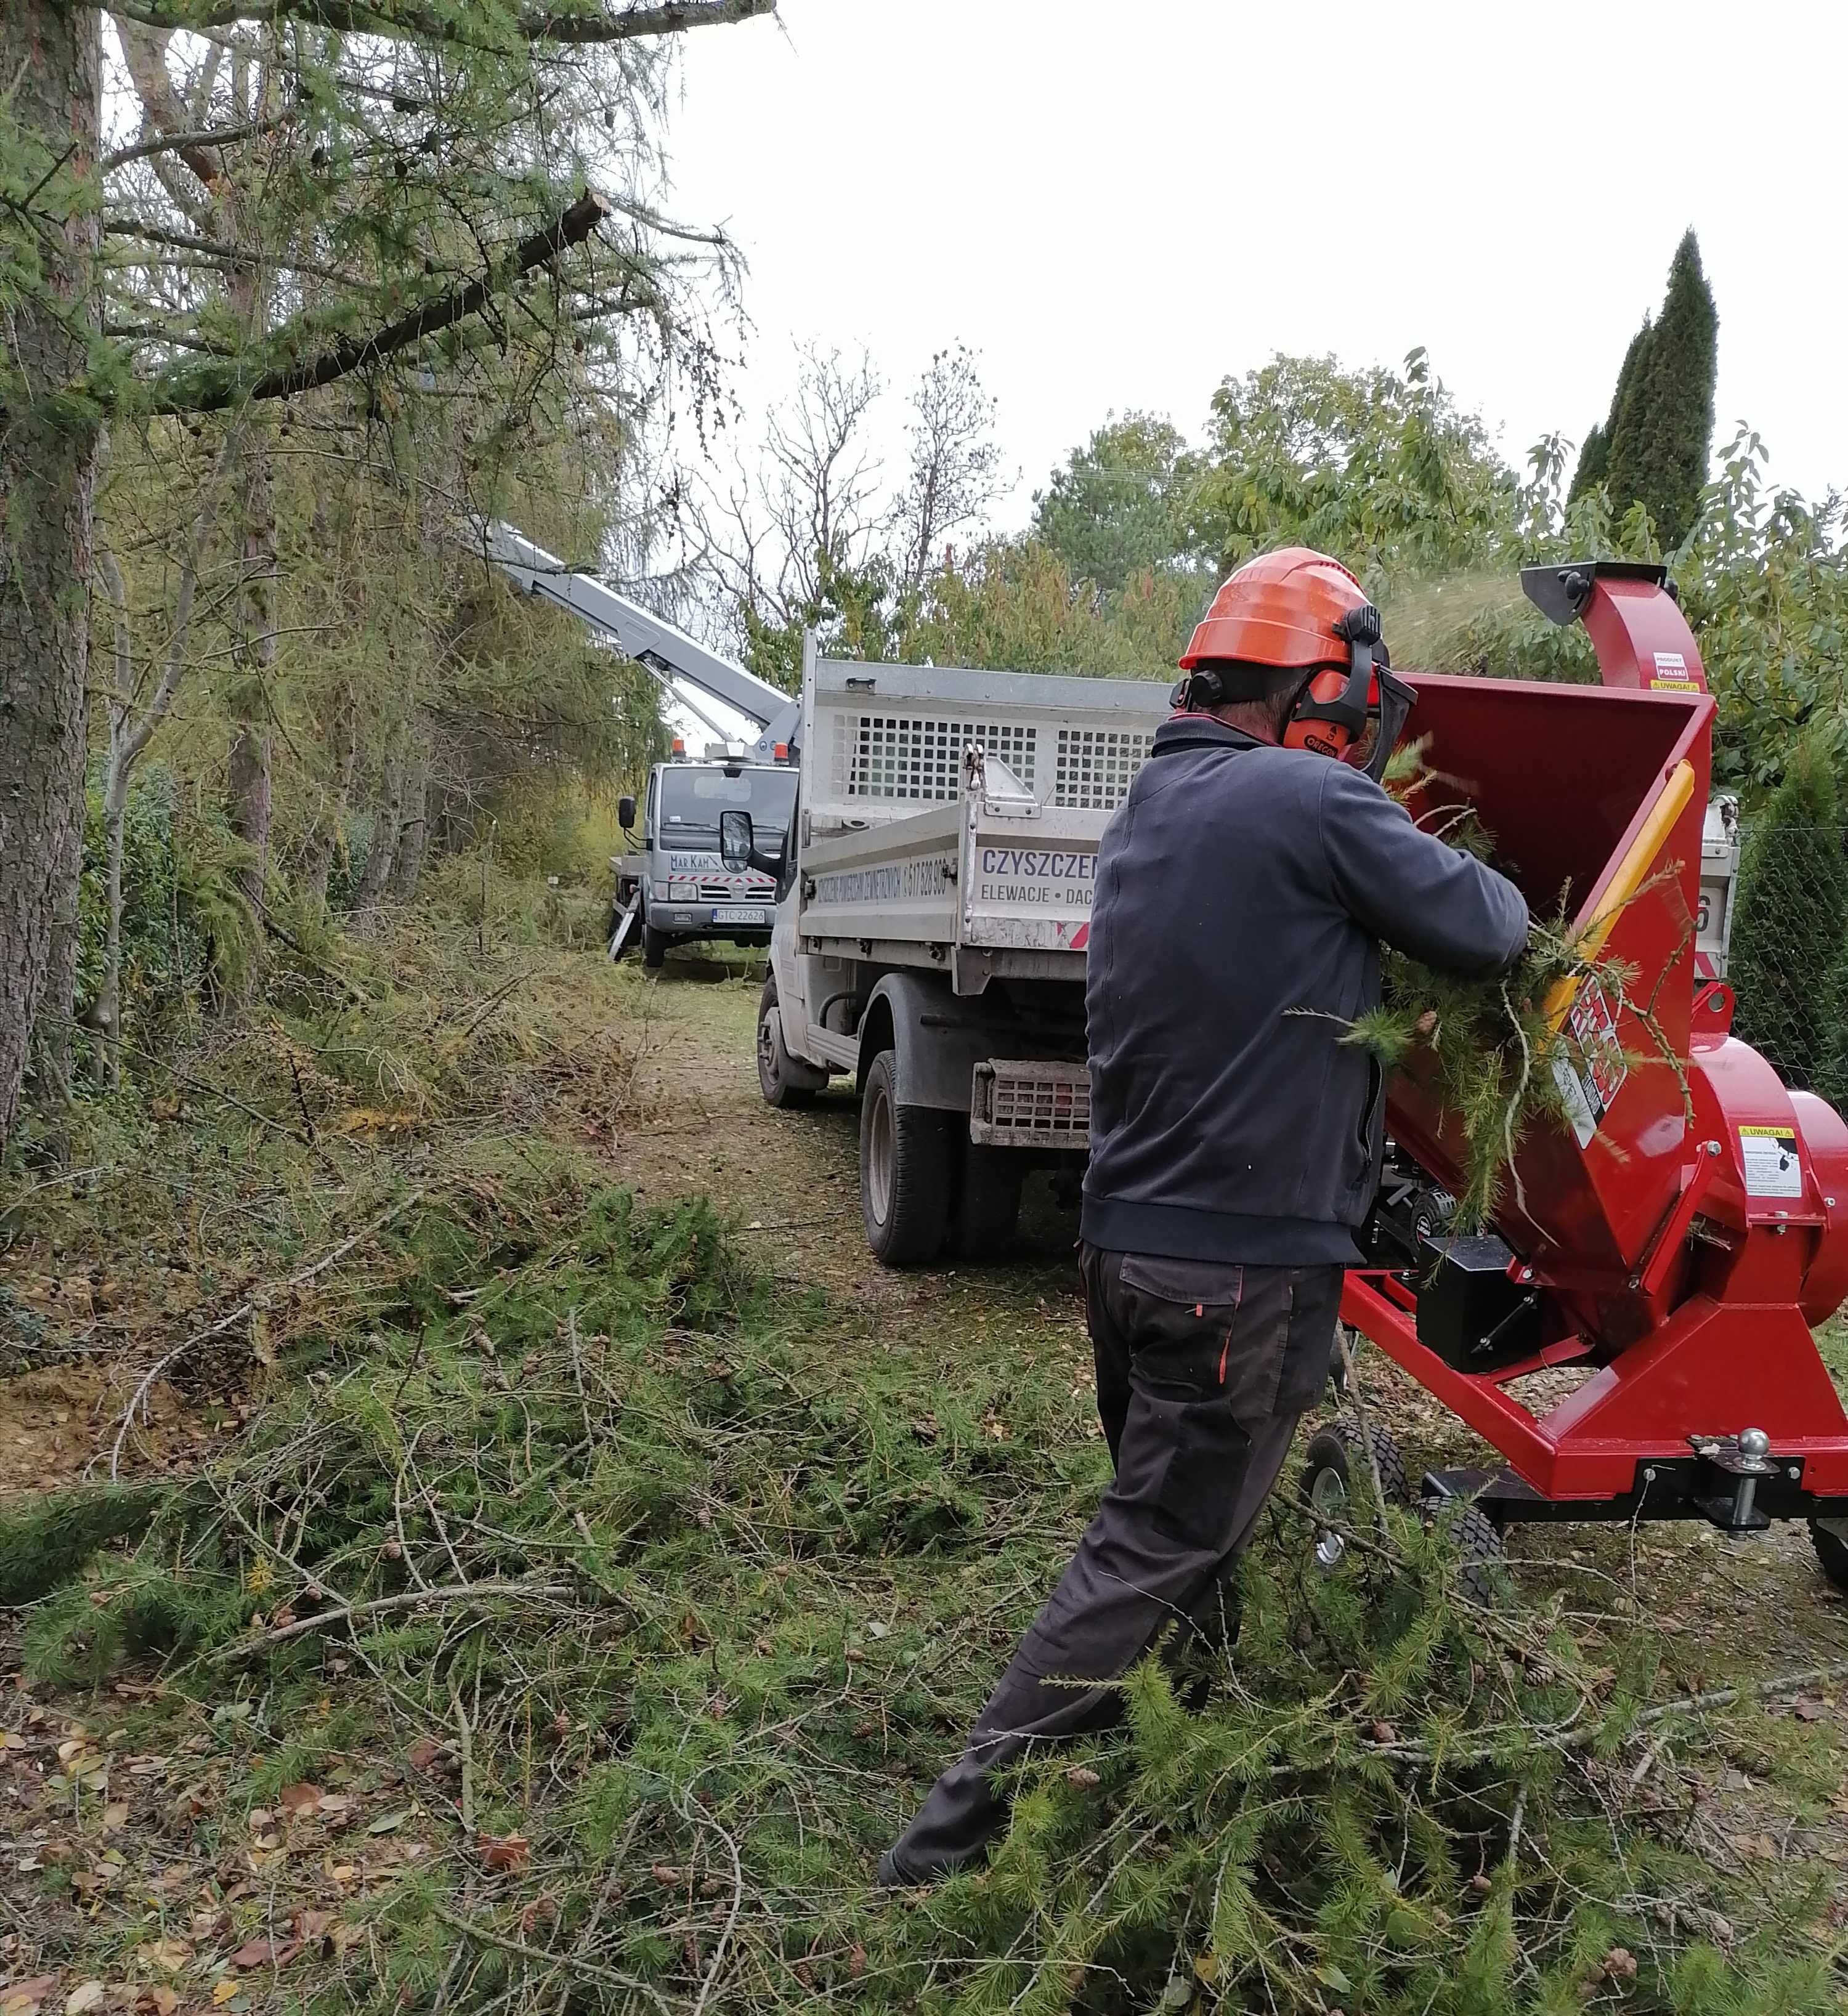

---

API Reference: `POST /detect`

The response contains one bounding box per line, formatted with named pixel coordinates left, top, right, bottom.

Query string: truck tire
left=642, top=921, right=668, bottom=970
left=859, top=1051, right=954, bottom=1266
left=756, top=978, right=825, bottom=1109
left=949, top=1143, right=1023, bottom=1261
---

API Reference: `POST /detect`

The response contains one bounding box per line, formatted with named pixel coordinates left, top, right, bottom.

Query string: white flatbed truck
left=728, top=643, right=1746, bottom=1269
left=725, top=640, right=1172, bottom=1263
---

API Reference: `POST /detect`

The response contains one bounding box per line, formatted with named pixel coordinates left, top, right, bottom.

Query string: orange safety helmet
left=1175, top=546, right=1416, bottom=782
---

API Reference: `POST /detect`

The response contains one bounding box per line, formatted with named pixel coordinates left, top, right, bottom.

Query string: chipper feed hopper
left=1331, top=561, right=1848, bottom=1590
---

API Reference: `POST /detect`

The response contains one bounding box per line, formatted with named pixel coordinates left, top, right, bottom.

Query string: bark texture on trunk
left=387, top=721, right=432, bottom=904
left=351, top=745, right=406, bottom=920
left=298, top=688, right=359, bottom=904
left=227, top=437, right=277, bottom=925
left=0, top=0, right=102, bottom=1151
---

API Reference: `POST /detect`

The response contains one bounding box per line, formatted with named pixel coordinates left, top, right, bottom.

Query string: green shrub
left=1728, top=740, right=1848, bottom=1090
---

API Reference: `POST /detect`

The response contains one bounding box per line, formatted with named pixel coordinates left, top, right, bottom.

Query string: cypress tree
left=1604, top=231, right=1718, bottom=546
left=1568, top=320, right=1650, bottom=506
left=1728, top=739, right=1848, bottom=1091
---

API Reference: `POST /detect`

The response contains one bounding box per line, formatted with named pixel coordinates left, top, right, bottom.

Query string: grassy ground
left=1, top=905, right=1846, bottom=2014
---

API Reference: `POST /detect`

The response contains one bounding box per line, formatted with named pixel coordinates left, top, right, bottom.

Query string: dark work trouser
left=881, top=1245, right=1343, bottom=1884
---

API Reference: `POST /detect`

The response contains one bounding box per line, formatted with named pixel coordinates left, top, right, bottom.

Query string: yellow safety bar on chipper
left=1542, top=759, right=1697, bottom=1033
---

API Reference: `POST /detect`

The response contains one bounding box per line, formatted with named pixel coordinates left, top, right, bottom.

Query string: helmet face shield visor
left=1360, top=665, right=1417, bottom=783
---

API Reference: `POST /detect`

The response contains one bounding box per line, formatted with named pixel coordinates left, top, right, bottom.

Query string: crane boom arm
left=477, top=520, right=800, bottom=757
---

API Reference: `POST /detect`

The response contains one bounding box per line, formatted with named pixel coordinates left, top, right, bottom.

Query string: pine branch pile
left=12, top=1192, right=1841, bottom=2014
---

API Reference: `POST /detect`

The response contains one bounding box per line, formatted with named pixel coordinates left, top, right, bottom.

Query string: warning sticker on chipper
left=1549, top=974, right=1627, bottom=1147
left=1738, top=1125, right=1804, bottom=1198
left=1650, top=649, right=1699, bottom=691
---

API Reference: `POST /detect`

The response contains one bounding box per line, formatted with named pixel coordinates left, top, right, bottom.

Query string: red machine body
left=1341, top=561, right=1848, bottom=1532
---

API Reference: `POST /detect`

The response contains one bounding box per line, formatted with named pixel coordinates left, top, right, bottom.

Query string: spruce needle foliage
left=14, top=1188, right=1839, bottom=2014
left=0, top=1481, right=166, bottom=1606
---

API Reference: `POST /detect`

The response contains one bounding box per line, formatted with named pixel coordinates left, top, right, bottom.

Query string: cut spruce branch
left=106, top=0, right=774, bottom=48
left=108, top=1188, right=425, bottom=1478
left=215, top=1577, right=575, bottom=1660
left=132, top=189, right=612, bottom=416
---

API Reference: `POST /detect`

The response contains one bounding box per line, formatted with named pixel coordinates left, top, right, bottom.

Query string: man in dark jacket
left=878, top=547, right=1528, bottom=1888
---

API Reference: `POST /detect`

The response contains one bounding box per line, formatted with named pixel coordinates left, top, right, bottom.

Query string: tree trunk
left=98, top=762, right=128, bottom=1089
left=299, top=690, right=359, bottom=904
left=227, top=437, right=277, bottom=935
left=351, top=747, right=406, bottom=921
left=0, top=0, right=102, bottom=1152
left=387, top=723, right=432, bottom=904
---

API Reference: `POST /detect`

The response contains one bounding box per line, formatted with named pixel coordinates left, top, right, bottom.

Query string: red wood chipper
left=1308, top=559, right=1848, bottom=1595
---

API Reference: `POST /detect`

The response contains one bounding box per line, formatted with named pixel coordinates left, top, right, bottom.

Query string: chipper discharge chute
left=1335, top=560, right=1848, bottom=1590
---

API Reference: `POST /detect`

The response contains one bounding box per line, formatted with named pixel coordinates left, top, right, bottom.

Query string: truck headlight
left=651, top=881, right=671, bottom=901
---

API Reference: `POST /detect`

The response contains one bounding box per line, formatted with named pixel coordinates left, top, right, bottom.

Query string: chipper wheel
left=1427, top=1499, right=1512, bottom=1610
left=1302, top=1414, right=1410, bottom=1573
left=1811, top=1517, right=1848, bottom=1595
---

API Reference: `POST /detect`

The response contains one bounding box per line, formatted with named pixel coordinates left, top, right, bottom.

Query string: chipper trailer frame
left=1312, top=560, right=1848, bottom=1593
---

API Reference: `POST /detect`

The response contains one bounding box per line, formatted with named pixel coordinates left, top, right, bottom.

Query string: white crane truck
left=719, top=638, right=1172, bottom=1263
left=479, top=522, right=801, bottom=964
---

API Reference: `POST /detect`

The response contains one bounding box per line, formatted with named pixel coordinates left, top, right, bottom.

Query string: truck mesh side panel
left=970, top=1061, right=1091, bottom=1149
left=1053, top=727, right=1154, bottom=812
left=834, top=713, right=1037, bottom=803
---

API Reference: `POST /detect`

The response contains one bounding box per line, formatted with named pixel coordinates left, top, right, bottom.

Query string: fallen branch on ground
left=214, top=1578, right=575, bottom=1660
left=108, top=1188, right=425, bottom=1477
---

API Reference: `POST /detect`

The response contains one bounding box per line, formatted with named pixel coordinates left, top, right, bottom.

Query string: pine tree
left=1728, top=740, right=1848, bottom=1090
left=1604, top=231, right=1719, bottom=546
left=1568, top=320, right=1650, bottom=506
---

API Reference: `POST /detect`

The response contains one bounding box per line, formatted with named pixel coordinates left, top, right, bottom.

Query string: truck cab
left=614, top=744, right=795, bottom=968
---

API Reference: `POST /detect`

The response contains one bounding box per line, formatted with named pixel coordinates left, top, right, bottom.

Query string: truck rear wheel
left=860, top=1051, right=953, bottom=1266
left=757, top=978, right=825, bottom=1109
left=949, top=1143, right=1023, bottom=1261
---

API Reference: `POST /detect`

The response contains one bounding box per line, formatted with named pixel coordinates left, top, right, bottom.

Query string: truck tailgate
left=963, top=806, right=1104, bottom=953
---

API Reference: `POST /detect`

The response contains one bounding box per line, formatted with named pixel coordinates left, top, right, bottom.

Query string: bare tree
left=694, top=343, right=888, bottom=633
left=894, top=343, right=1008, bottom=594
left=691, top=340, right=1008, bottom=657
left=92, top=433, right=237, bottom=1080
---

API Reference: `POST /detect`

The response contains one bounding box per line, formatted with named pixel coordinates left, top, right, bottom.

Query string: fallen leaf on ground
left=277, top=1783, right=322, bottom=1814
left=479, top=1833, right=530, bottom=1874
left=2, top=1978, right=59, bottom=2016
left=366, top=1810, right=410, bottom=1836
left=63, top=1986, right=106, bottom=2016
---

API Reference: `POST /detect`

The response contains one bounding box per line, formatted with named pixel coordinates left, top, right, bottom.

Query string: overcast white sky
left=663, top=0, right=1847, bottom=533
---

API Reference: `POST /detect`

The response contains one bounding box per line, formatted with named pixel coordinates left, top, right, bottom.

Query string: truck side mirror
left=719, top=809, right=753, bottom=870
left=720, top=809, right=788, bottom=886
left=617, top=793, right=636, bottom=832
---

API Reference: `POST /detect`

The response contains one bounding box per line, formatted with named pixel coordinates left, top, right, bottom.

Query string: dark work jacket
left=1080, top=715, right=1530, bottom=1265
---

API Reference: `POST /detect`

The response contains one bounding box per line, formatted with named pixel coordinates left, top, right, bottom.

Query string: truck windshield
left=658, top=766, right=797, bottom=848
